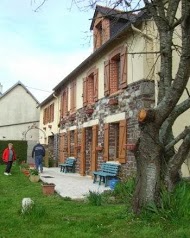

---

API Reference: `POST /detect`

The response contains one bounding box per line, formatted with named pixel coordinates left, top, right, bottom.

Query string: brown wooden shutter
left=73, top=80, right=76, bottom=111
left=70, top=82, right=73, bottom=113
left=119, top=120, right=127, bottom=163
left=103, top=123, right=109, bottom=161
left=94, top=69, right=98, bottom=102
left=43, top=109, right=45, bottom=124
left=67, top=130, right=71, bottom=156
left=80, top=128, right=86, bottom=176
left=59, top=133, right=65, bottom=163
left=91, top=125, right=98, bottom=173
left=60, top=94, right=63, bottom=118
left=83, top=77, right=88, bottom=106
left=104, top=60, right=110, bottom=96
left=74, top=129, right=78, bottom=158
left=120, top=47, right=127, bottom=89
left=52, top=103, right=54, bottom=122
left=65, top=87, right=68, bottom=114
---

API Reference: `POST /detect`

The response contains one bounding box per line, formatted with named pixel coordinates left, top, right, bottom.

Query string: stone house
left=39, top=5, right=190, bottom=177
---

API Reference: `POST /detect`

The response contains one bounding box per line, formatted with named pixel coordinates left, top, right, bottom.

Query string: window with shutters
left=94, top=21, right=103, bottom=50
left=49, top=103, right=54, bottom=122
left=104, top=46, right=127, bottom=96
left=104, top=120, right=127, bottom=163
left=70, top=80, right=76, bottom=113
left=83, top=68, right=98, bottom=106
left=60, top=88, right=68, bottom=118
left=43, top=103, right=54, bottom=125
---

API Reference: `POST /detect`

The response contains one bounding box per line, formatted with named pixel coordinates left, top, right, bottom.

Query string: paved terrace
left=40, top=167, right=110, bottom=199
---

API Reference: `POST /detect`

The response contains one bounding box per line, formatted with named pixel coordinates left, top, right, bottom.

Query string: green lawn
left=0, top=164, right=189, bottom=238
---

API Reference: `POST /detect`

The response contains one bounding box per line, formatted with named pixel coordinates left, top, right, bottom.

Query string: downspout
left=53, top=93, right=59, bottom=133
left=131, top=23, right=158, bottom=107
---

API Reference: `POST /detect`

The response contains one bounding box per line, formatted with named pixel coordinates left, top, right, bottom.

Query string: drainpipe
left=131, top=23, right=158, bottom=107
left=53, top=93, right=59, bottom=133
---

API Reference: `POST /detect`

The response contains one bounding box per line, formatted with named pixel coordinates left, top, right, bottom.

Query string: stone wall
left=58, top=79, right=155, bottom=176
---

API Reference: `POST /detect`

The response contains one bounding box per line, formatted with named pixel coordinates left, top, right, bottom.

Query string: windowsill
left=109, top=89, right=123, bottom=97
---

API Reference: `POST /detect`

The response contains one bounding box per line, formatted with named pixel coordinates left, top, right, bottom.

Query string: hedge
left=0, top=140, right=27, bottom=164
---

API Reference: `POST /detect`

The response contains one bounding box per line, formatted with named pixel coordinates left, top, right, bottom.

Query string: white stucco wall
left=39, top=96, right=59, bottom=144
left=0, top=84, right=40, bottom=141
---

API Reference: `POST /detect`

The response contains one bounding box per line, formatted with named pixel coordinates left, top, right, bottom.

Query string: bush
left=0, top=140, right=27, bottom=164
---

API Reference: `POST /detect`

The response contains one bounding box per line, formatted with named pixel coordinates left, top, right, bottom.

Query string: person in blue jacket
left=32, top=142, right=45, bottom=173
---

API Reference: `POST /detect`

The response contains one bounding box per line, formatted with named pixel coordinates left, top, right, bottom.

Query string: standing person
left=32, top=142, right=45, bottom=173
left=2, top=143, right=16, bottom=175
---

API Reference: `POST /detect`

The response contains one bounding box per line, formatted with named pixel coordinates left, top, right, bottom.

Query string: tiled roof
left=90, top=5, right=137, bottom=30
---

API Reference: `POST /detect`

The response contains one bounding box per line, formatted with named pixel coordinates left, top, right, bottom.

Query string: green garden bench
left=59, top=157, right=76, bottom=173
left=93, top=163, right=120, bottom=187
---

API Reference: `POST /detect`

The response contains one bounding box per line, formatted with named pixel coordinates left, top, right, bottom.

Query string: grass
left=0, top=164, right=190, bottom=238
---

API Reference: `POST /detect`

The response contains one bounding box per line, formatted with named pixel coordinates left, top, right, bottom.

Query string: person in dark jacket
left=2, top=143, right=16, bottom=175
left=32, top=142, right=45, bottom=173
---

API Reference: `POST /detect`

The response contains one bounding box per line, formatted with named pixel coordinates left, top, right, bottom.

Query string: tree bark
left=133, top=122, right=162, bottom=213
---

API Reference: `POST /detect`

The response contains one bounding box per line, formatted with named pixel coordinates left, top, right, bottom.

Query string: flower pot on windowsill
left=96, top=146, right=103, bottom=151
left=108, top=98, right=118, bottom=106
left=85, top=108, right=94, bottom=115
left=59, top=120, right=66, bottom=127
left=75, top=145, right=81, bottom=150
left=125, top=144, right=136, bottom=151
left=69, top=113, right=76, bottom=121
left=42, top=183, right=55, bottom=195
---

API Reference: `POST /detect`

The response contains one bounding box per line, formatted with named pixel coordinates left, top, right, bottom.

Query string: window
left=93, top=18, right=110, bottom=51
left=60, top=88, right=68, bottom=118
left=104, top=46, right=127, bottom=96
left=103, top=120, right=127, bottom=164
left=70, top=80, right=76, bottom=113
left=43, top=103, right=54, bottom=125
left=83, top=68, right=98, bottom=106
left=94, top=21, right=103, bottom=50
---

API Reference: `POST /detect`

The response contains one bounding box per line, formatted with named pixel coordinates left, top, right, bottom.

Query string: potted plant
left=108, top=98, right=118, bottom=106
left=125, top=143, right=136, bottom=151
left=96, top=146, right=103, bottom=151
left=42, top=182, right=55, bottom=195
left=29, top=169, right=40, bottom=182
left=20, top=162, right=30, bottom=176
left=75, top=144, right=81, bottom=150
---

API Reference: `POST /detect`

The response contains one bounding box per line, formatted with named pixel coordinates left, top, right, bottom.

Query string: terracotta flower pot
left=23, top=170, right=30, bottom=177
left=126, top=144, right=136, bottom=151
left=108, top=98, right=118, bottom=106
left=85, top=108, right=94, bottom=115
left=96, top=146, right=103, bottom=151
left=42, top=183, right=55, bottom=195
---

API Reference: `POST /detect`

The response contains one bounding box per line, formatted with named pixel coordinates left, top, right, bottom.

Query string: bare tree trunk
left=133, top=123, right=162, bottom=213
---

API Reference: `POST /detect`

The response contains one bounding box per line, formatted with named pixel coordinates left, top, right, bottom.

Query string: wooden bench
left=93, top=163, right=120, bottom=187
left=59, top=157, right=76, bottom=173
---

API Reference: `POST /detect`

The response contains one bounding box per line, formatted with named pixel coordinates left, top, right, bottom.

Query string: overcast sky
left=0, top=0, right=94, bottom=102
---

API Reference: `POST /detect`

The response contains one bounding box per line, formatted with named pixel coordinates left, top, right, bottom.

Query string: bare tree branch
left=34, top=0, right=47, bottom=12
left=165, top=126, right=190, bottom=152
